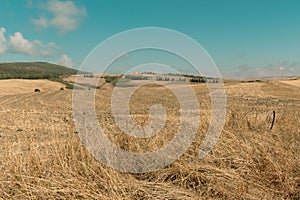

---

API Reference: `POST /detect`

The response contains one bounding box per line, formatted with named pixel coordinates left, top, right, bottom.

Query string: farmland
left=0, top=77, right=299, bottom=199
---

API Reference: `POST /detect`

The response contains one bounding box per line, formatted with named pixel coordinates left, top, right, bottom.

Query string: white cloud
left=50, top=14, right=79, bottom=33
left=57, top=54, right=74, bottom=68
left=32, top=16, right=49, bottom=30
left=9, top=32, right=54, bottom=56
left=32, top=0, right=86, bottom=33
left=46, top=0, right=84, bottom=16
left=0, top=27, right=7, bottom=54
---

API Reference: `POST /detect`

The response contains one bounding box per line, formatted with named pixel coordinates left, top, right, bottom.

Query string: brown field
left=0, top=78, right=299, bottom=199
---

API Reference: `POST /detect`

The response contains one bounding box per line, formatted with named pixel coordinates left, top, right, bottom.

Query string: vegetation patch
left=103, top=75, right=122, bottom=86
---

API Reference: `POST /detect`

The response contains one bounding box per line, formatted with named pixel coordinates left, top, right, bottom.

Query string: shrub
left=103, top=76, right=122, bottom=86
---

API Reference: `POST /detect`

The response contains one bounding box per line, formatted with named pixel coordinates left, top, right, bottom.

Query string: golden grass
left=0, top=80, right=299, bottom=199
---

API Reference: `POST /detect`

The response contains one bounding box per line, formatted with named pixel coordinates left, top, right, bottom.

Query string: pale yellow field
left=281, top=79, right=300, bottom=88
left=222, top=82, right=270, bottom=97
left=0, top=79, right=65, bottom=95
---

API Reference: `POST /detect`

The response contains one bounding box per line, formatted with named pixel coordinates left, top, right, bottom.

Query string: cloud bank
left=0, top=27, right=74, bottom=68
left=32, top=0, right=87, bottom=33
left=223, top=61, right=300, bottom=79
left=9, top=32, right=54, bottom=56
left=0, top=27, right=55, bottom=57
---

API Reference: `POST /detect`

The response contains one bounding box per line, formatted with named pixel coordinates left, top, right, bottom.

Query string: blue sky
left=0, top=0, right=299, bottom=78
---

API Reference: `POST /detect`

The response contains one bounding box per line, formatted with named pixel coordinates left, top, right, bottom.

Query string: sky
left=0, top=0, right=299, bottom=78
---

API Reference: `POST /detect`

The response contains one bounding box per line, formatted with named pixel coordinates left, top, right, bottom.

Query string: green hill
left=0, top=62, right=80, bottom=80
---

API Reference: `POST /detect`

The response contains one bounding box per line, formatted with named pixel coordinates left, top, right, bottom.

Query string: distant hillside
left=0, top=62, right=80, bottom=80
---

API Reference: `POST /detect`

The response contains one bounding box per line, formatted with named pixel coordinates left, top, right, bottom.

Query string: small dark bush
left=34, top=88, right=41, bottom=92
left=103, top=76, right=122, bottom=86
left=65, top=82, right=74, bottom=89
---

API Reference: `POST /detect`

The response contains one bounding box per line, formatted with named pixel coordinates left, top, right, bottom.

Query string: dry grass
left=0, top=79, right=299, bottom=199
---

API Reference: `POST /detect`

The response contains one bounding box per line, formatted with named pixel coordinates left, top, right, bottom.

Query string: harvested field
left=0, top=78, right=299, bottom=199
left=0, top=79, right=65, bottom=95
